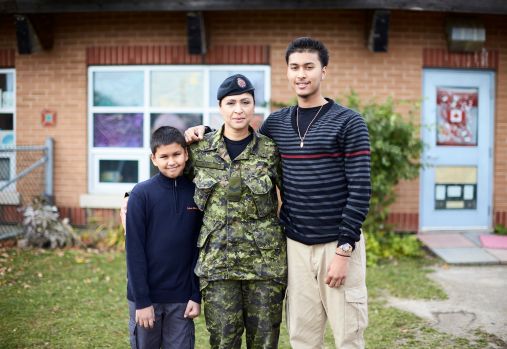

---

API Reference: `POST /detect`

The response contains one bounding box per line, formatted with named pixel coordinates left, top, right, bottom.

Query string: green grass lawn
left=0, top=248, right=502, bottom=348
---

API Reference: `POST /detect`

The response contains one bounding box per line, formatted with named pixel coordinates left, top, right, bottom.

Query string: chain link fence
left=0, top=139, right=53, bottom=240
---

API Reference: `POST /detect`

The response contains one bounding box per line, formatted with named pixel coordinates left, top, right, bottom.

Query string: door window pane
left=93, top=71, right=144, bottom=107
left=434, top=166, right=477, bottom=209
left=209, top=71, right=266, bottom=107
left=436, top=87, right=478, bottom=146
left=0, top=157, right=10, bottom=180
left=151, top=71, right=203, bottom=108
left=99, top=160, right=138, bottom=183
left=93, top=113, right=143, bottom=147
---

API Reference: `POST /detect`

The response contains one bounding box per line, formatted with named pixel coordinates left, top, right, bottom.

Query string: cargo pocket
left=193, top=171, right=218, bottom=211
left=251, top=225, right=286, bottom=278
left=344, top=286, right=368, bottom=343
left=195, top=220, right=224, bottom=280
left=197, top=220, right=223, bottom=249
left=251, top=227, right=282, bottom=250
left=244, top=174, right=274, bottom=218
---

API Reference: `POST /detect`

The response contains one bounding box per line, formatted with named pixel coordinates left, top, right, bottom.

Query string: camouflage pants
left=202, top=279, right=285, bottom=349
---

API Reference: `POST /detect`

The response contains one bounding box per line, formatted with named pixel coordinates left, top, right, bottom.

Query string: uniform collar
left=207, top=125, right=260, bottom=161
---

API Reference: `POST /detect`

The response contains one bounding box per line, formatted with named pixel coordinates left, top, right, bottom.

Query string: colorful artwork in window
left=93, top=113, right=143, bottom=147
left=151, top=71, right=203, bottom=108
left=436, top=87, right=478, bottom=146
left=150, top=113, right=202, bottom=134
left=99, top=160, right=138, bottom=183
left=93, top=71, right=144, bottom=107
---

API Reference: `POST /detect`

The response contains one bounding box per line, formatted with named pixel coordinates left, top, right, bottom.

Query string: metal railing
left=0, top=138, right=54, bottom=239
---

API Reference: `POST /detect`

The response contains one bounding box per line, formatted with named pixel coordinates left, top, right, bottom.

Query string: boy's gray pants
left=128, top=301, right=195, bottom=349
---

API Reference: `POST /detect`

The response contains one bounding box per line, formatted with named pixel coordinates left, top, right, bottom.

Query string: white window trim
left=0, top=68, right=16, bottom=193
left=87, top=65, right=271, bottom=196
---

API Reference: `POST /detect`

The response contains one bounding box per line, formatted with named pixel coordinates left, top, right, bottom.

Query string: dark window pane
left=0, top=114, right=13, bottom=130
left=99, top=160, right=138, bottom=183
left=94, top=113, right=143, bottom=147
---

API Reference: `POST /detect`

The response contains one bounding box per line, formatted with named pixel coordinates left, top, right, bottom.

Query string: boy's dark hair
left=285, top=37, right=329, bottom=67
left=150, top=126, right=187, bottom=154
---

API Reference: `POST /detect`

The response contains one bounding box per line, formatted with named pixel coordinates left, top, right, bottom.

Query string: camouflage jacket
left=190, top=127, right=287, bottom=286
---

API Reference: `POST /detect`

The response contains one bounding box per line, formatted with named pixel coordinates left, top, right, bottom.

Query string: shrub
left=494, top=224, right=507, bottom=236
left=340, top=91, right=423, bottom=232
left=364, top=230, right=424, bottom=266
left=340, top=92, right=425, bottom=264
left=21, top=197, right=80, bottom=248
left=78, top=220, right=125, bottom=251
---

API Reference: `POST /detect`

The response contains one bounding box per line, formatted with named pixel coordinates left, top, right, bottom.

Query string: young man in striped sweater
left=186, top=37, right=371, bottom=349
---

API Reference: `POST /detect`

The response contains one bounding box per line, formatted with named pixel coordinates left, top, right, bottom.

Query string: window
left=0, top=69, right=15, bottom=192
left=88, top=65, right=271, bottom=194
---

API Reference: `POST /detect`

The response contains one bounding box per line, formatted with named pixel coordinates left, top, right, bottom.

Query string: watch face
left=340, top=244, right=352, bottom=252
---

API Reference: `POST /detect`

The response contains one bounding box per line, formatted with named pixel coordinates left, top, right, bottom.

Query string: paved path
left=418, top=232, right=507, bottom=264
left=386, top=264, right=507, bottom=344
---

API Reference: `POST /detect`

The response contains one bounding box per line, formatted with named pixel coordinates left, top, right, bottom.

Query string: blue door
left=420, top=69, right=494, bottom=231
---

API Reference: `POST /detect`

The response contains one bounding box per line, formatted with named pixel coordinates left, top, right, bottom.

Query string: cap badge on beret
left=237, top=77, right=247, bottom=88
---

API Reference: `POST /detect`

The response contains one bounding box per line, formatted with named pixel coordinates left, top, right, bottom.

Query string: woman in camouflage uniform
left=190, top=74, right=286, bottom=349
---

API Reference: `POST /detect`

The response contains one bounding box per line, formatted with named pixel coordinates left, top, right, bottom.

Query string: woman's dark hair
left=285, top=37, right=329, bottom=67
left=150, top=126, right=187, bottom=154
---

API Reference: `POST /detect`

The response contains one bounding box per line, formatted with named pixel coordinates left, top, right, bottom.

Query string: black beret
left=217, top=74, right=255, bottom=101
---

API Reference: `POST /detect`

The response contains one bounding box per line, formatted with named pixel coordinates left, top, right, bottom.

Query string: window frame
left=87, top=65, right=271, bottom=194
left=0, top=68, right=16, bottom=192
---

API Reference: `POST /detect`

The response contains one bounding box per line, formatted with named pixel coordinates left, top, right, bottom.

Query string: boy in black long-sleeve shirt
left=126, top=126, right=203, bottom=349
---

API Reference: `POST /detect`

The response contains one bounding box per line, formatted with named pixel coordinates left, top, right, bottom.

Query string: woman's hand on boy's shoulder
left=184, top=125, right=206, bottom=144
left=184, top=300, right=201, bottom=319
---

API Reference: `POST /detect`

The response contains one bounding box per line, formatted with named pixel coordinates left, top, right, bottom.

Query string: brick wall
left=0, top=11, right=506, bottom=229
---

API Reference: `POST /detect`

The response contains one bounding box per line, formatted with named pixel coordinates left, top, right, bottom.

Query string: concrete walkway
left=386, top=264, right=507, bottom=344
left=418, top=231, right=507, bottom=264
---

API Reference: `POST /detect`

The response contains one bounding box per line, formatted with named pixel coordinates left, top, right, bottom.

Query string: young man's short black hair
left=285, top=37, right=329, bottom=67
left=150, top=126, right=187, bottom=154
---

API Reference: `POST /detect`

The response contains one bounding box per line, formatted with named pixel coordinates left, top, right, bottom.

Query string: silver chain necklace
left=296, top=104, right=324, bottom=148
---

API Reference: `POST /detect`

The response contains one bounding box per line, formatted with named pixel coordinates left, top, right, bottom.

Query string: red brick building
left=0, top=1, right=506, bottom=232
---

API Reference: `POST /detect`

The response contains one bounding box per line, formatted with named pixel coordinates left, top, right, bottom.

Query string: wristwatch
left=336, top=243, right=353, bottom=257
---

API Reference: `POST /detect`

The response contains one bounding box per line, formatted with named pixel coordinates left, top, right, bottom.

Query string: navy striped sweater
left=259, top=99, right=371, bottom=248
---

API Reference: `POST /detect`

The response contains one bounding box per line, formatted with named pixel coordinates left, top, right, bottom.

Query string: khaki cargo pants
left=286, top=236, right=368, bottom=349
